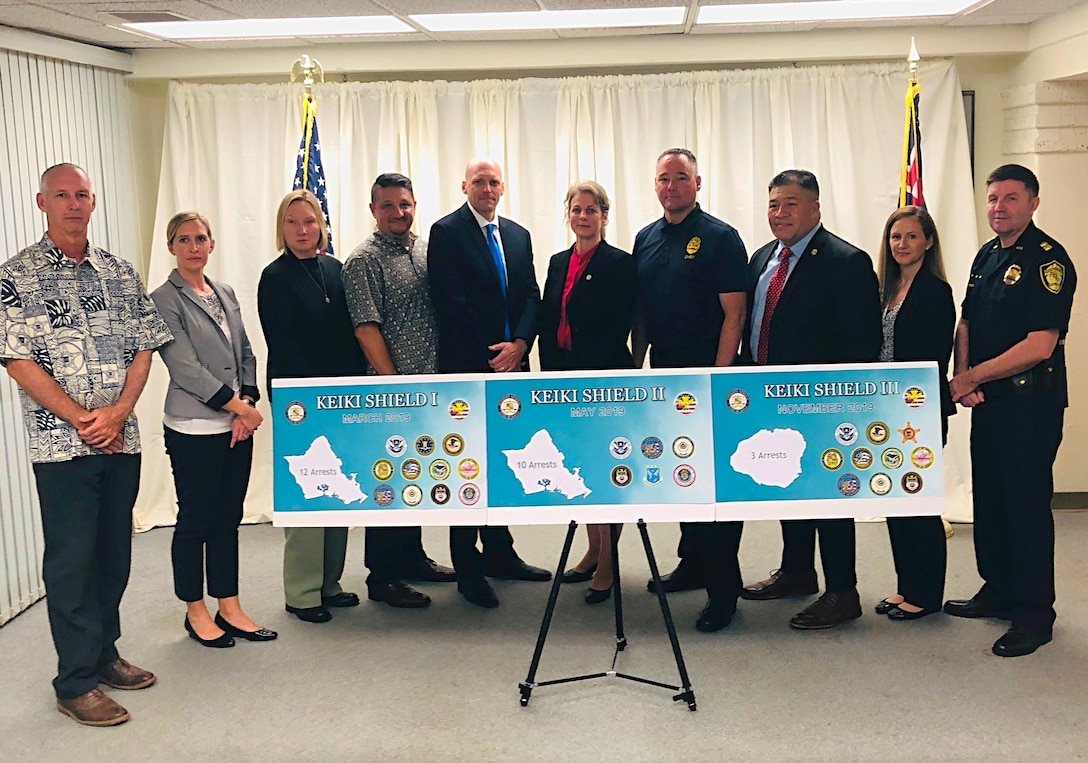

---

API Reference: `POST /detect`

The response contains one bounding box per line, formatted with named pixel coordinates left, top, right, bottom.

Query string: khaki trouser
left=283, top=527, right=350, bottom=608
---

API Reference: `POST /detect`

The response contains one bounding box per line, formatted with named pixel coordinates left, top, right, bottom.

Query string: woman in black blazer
left=539, top=181, right=636, bottom=604
left=152, top=211, right=275, bottom=647
left=875, top=205, right=956, bottom=620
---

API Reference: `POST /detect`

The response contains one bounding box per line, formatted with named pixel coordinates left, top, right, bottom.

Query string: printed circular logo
left=373, top=484, right=395, bottom=507
left=903, top=387, right=926, bottom=409
left=821, top=448, right=844, bottom=471
left=449, top=399, right=471, bottom=421
left=458, top=483, right=480, bottom=505
left=609, top=437, right=632, bottom=460
left=834, top=422, right=859, bottom=446
left=672, top=436, right=695, bottom=458
left=611, top=464, right=633, bottom=487
left=285, top=401, right=306, bottom=424
left=385, top=435, right=408, bottom=458
left=443, top=433, right=465, bottom=456
left=851, top=447, right=874, bottom=470
left=415, top=435, right=436, bottom=456
left=498, top=394, right=521, bottom=419
left=869, top=473, right=893, bottom=496
left=901, top=471, right=924, bottom=494
left=674, top=392, right=698, bottom=415
left=644, top=466, right=662, bottom=485
left=429, top=459, right=451, bottom=480
left=727, top=389, right=749, bottom=413
left=837, top=473, right=861, bottom=497
left=673, top=464, right=696, bottom=487
left=372, top=459, right=394, bottom=481
left=866, top=422, right=890, bottom=445
left=458, top=458, right=481, bottom=480
left=910, top=446, right=935, bottom=469
left=881, top=448, right=904, bottom=469
left=430, top=484, right=451, bottom=505
left=402, top=484, right=423, bottom=507
left=641, top=436, right=664, bottom=459
left=400, top=458, right=422, bottom=480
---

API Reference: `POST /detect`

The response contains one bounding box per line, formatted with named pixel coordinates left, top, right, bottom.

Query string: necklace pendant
left=325, top=296, right=331, bottom=304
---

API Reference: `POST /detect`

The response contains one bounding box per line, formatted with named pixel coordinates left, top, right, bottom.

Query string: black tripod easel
left=518, top=519, right=697, bottom=711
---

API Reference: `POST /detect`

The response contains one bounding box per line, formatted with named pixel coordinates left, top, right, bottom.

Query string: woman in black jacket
left=539, top=181, right=636, bottom=604
left=875, top=205, right=956, bottom=620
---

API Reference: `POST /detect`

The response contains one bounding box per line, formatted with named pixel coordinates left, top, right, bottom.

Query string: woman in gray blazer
left=152, top=211, right=276, bottom=647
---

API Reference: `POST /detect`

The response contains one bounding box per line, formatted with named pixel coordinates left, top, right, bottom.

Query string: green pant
left=283, top=527, right=350, bottom=608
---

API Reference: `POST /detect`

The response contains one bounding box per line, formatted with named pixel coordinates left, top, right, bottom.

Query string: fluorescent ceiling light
left=122, top=16, right=412, bottom=40
left=698, top=0, right=978, bottom=25
left=411, top=7, right=686, bottom=33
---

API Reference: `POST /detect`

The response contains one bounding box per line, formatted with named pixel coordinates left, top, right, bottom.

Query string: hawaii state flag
left=293, top=96, right=334, bottom=255
left=899, top=77, right=924, bottom=208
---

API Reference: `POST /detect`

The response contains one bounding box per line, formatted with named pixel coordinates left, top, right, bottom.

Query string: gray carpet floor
left=1, top=515, right=1087, bottom=763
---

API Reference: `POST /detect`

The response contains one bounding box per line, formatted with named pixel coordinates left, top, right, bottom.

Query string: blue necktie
left=485, top=223, right=511, bottom=340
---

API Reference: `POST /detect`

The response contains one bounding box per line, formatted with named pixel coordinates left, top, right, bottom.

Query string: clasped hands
left=488, top=340, right=526, bottom=373
left=76, top=403, right=127, bottom=454
left=231, top=405, right=264, bottom=448
left=949, top=368, right=985, bottom=408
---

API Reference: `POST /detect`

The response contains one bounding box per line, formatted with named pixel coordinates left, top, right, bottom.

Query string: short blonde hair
left=564, top=180, right=611, bottom=217
left=166, top=211, right=213, bottom=244
left=275, top=189, right=328, bottom=252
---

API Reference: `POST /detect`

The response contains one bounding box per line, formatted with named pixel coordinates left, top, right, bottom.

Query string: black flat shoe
left=285, top=604, right=332, bottom=623
left=184, top=616, right=234, bottom=648
left=584, top=586, right=612, bottom=605
left=886, top=605, right=939, bottom=621
left=875, top=598, right=901, bottom=615
left=561, top=565, right=597, bottom=584
left=321, top=592, right=360, bottom=608
left=214, top=612, right=278, bottom=642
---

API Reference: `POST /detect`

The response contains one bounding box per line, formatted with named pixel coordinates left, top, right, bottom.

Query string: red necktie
left=756, top=247, right=792, bottom=365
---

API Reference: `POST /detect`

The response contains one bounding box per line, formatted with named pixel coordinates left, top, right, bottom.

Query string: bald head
left=462, top=158, right=505, bottom=220
left=40, top=163, right=91, bottom=195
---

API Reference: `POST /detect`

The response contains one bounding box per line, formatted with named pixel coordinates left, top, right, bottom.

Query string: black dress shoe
left=695, top=598, right=736, bottom=632
left=214, top=613, right=278, bottom=642
left=584, top=586, right=611, bottom=605
left=285, top=604, right=332, bottom=623
left=184, top=616, right=235, bottom=648
left=367, top=581, right=432, bottom=608
left=458, top=578, right=499, bottom=608
left=992, top=626, right=1052, bottom=658
left=486, top=558, right=552, bottom=582
left=875, top=598, right=901, bottom=615
left=741, top=569, right=819, bottom=601
left=405, top=558, right=456, bottom=583
left=562, top=565, right=597, bottom=584
left=789, top=589, right=862, bottom=630
left=886, top=605, right=939, bottom=621
left=646, top=563, right=704, bottom=593
left=321, top=591, right=360, bottom=608
left=943, top=597, right=1010, bottom=620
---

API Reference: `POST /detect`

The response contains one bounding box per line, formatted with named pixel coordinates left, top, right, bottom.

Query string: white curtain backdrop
left=138, top=59, right=977, bottom=530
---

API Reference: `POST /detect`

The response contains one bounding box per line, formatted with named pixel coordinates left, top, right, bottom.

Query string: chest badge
left=1002, top=264, right=1021, bottom=285
left=1041, top=260, right=1065, bottom=294
left=685, top=237, right=701, bottom=259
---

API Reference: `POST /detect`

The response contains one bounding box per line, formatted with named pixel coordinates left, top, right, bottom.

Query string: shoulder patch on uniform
left=1041, top=241, right=1053, bottom=252
left=1041, top=260, right=1065, bottom=294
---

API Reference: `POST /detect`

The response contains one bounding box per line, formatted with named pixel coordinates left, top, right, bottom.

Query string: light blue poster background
left=271, top=377, right=487, bottom=523
left=712, top=364, right=944, bottom=506
left=484, top=371, right=714, bottom=512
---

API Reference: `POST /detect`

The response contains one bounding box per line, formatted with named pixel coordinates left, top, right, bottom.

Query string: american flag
left=293, top=96, right=334, bottom=255
left=899, top=77, right=924, bottom=208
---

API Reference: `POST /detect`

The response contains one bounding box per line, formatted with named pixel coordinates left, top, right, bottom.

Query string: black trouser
left=34, top=454, right=141, bottom=699
left=365, top=526, right=426, bottom=585
left=971, top=396, right=1063, bottom=633
left=450, top=526, right=517, bottom=580
left=886, top=517, right=946, bottom=610
left=779, top=518, right=857, bottom=592
left=685, top=521, right=744, bottom=602
left=164, top=427, right=253, bottom=602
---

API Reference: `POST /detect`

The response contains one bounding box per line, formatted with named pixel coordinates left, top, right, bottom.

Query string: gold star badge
left=898, top=421, right=921, bottom=444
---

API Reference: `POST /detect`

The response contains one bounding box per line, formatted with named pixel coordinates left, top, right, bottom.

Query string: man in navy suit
left=739, top=169, right=882, bottom=629
left=427, top=158, right=550, bottom=608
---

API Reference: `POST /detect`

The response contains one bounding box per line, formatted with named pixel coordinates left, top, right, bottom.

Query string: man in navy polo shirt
left=632, top=147, right=748, bottom=632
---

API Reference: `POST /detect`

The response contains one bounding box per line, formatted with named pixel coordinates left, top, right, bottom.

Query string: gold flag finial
left=908, top=37, right=920, bottom=76
left=290, top=54, right=325, bottom=102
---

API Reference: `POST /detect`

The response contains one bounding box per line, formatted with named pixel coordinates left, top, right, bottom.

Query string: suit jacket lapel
left=208, top=279, right=244, bottom=368
left=460, top=203, right=503, bottom=287
left=776, top=228, right=823, bottom=305
left=169, top=270, right=226, bottom=340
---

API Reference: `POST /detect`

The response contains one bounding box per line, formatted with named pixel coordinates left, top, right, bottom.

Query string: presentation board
left=271, top=363, right=943, bottom=526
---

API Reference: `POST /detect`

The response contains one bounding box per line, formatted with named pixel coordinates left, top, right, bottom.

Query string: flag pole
left=899, top=38, right=925, bottom=209
left=290, top=55, right=325, bottom=191
left=908, top=37, right=919, bottom=78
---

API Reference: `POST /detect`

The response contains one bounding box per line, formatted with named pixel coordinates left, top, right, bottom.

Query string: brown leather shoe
left=99, top=658, right=156, bottom=690
left=741, top=569, right=819, bottom=600
left=368, top=581, right=432, bottom=608
left=57, top=688, right=130, bottom=727
left=789, top=589, right=863, bottom=630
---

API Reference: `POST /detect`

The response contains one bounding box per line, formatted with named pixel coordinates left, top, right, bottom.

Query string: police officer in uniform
left=946, top=164, right=1076, bottom=657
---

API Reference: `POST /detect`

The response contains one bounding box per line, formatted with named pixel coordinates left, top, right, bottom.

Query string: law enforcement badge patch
left=1041, top=260, right=1065, bottom=294
left=1003, top=264, right=1021, bottom=285
left=685, top=237, right=701, bottom=257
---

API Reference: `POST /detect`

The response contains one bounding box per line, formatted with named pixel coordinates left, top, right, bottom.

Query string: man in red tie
left=740, top=170, right=882, bottom=629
